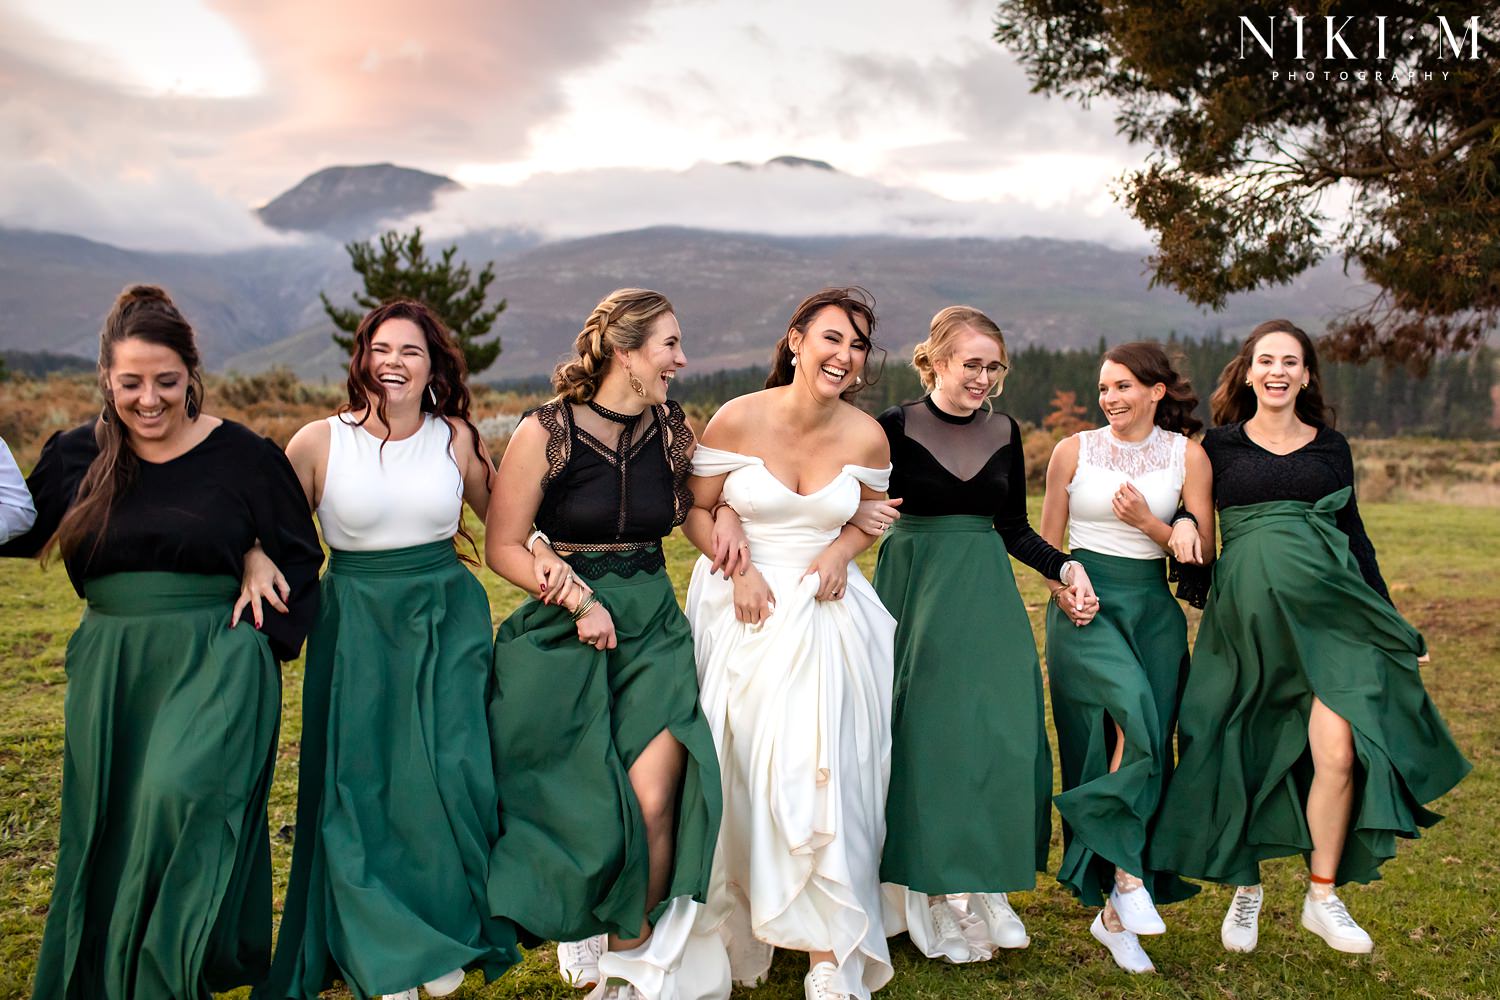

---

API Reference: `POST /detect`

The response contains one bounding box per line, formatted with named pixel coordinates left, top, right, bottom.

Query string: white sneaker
left=1090, top=911, right=1155, bottom=974
left=381, top=991, right=419, bottom=1000
left=423, top=968, right=466, bottom=997
left=970, top=892, right=1030, bottom=949
left=928, top=898, right=974, bottom=961
left=1221, top=885, right=1264, bottom=953
left=598, top=984, right=641, bottom=1000
left=1109, top=884, right=1167, bottom=935
left=1301, top=890, right=1374, bottom=954
left=558, top=934, right=606, bottom=988
left=803, top=961, right=848, bottom=1000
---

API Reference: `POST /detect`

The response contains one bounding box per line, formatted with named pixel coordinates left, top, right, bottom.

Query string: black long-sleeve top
left=0, top=419, right=323, bottom=660
left=878, top=397, right=1067, bottom=581
left=1204, top=421, right=1390, bottom=602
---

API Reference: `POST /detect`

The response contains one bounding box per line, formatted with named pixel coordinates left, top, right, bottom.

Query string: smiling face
left=366, top=317, right=432, bottom=410
left=1098, top=359, right=1165, bottom=436
left=618, top=312, right=687, bottom=405
left=935, top=326, right=1007, bottom=412
left=106, top=336, right=194, bottom=445
left=1247, top=331, right=1307, bottom=414
left=790, top=304, right=870, bottom=400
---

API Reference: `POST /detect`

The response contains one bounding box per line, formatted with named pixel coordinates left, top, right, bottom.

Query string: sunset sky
left=0, top=0, right=1148, bottom=249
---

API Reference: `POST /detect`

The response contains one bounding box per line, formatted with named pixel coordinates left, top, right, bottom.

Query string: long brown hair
left=49, top=284, right=205, bottom=561
left=1209, top=319, right=1334, bottom=428
left=342, top=299, right=491, bottom=562
left=552, top=289, right=675, bottom=403
left=1102, top=341, right=1203, bottom=436
left=766, top=286, right=882, bottom=399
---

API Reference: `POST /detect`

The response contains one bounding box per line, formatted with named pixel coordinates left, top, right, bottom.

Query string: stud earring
left=1301, top=381, right=1308, bottom=389
left=854, top=375, right=863, bottom=386
left=1245, top=377, right=1252, bottom=386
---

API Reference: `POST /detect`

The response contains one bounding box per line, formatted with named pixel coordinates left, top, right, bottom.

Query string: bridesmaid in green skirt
left=857, top=306, right=1098, bottom=963
left=1044, top=340, right=1218, bottom=971
left=0, top=285, right=324, bottom=999
left=1039, top=342, right=1214, bottom=974
left=484, top=289, right=722, bottom=1000
left=256, top=300, right=519, bottom=1000
left=1150, top=320, right=1470, bottom=955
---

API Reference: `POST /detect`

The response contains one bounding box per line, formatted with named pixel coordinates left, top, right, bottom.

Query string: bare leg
left=1106, top=717, right=1143, bottom=897
left=610, top=729, right=686, bottom=950
left=1306, top=696, right=1355, bottom=891
left=809, top=950, right=835, bottom=970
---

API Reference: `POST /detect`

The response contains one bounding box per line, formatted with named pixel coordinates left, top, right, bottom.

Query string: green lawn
left=1, top=502, right=1495, bottom=999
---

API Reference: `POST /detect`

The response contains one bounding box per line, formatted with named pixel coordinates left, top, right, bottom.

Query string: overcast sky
left=0, top=0, right=1149, bottom=250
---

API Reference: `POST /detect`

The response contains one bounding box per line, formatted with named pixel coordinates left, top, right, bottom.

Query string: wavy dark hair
left=1210, top=319, right=1334, bottom=428
left=343, top=299, right=492, bottom=562
left=1102, top=341, right=1202, bottom=436
left=49, top=284, right=205, bottom=562
left=766, top=286, right=883, bottom=399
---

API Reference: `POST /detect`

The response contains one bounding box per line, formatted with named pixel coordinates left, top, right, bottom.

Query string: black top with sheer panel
left=878, top=396, right=1068, bottom=580
left=1204, top=421, right=1391, bottom=602
left=532, top=399, right=693, bottom=578
left=0, top=419, right=324, bottom=660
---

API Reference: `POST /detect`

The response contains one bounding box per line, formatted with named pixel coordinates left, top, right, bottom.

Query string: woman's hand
left=1167, top=518, right=1203, bottom=564
left=709, top=504, right=752, bottom=578
left=533, top=542, right=583, bottom=607
left=1111, top=482, right=1156, bottom=532
left=1062, top=563, right=1099, bottom=624
left=732, top=565, right=776, bottom=625
left=803, top=547, right=850, bottom=602
left=575, top=599, right=617, bottom=651
left=1051, top=584, right=1097, bottom=627
left=232, top=543, right=289, bottom=630
left=849, top=496, right=903, bottom=537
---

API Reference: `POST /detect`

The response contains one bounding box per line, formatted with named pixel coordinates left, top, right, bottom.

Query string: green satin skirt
left=487, top=557, right=722, bottom=941
left=874, top=515, right=1051, bottom=894
left=33, top=573, right=280, bottom=1000
left=259, top=542, right=519, bottom=1000
left=1045, top=550, right=1196, bottom=907
left=1151, top=489, right=1471, bottom=886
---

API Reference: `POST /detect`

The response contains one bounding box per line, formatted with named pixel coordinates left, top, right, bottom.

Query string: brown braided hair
left=552, top=289, right=675, bottom=403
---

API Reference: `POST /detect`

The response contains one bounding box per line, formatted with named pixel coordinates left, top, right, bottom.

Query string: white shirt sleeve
left=0, top=436, right=37, bottom=544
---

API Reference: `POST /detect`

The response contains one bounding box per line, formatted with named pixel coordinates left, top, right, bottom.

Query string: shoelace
left=1229, top=892, right=1261, bottom=929
left=563, top=939, right=599, bottom=966
left=931, top=901, right=965, bottom=940
left=1319, top=895, right=1360, bottom=929
left=806, top=967, right=840, bottom=1000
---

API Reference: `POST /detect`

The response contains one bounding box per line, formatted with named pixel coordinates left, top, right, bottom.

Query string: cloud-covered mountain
left=0, top=221, right=1374, bottom=384
left=256, top=164, right=461, bottom=238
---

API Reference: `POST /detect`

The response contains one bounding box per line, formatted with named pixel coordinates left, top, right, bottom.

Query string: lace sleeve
left=661, top=401, right=695, bottom=527
left=534, top=401, right=571, bottom=494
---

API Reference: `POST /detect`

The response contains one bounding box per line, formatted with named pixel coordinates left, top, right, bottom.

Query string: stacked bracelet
left=571, top=593, right=599, bottom=622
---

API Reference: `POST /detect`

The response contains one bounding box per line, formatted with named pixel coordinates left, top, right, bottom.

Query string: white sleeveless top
left=1065, top=425, right=1186, bottom=560
left=317, top=413, right=464, bottom=551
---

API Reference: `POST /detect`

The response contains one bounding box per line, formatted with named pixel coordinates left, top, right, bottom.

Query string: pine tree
left=321, top=227, right=504, bottom=376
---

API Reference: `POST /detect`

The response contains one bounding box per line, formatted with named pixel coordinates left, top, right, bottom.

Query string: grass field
left=1, top=501, right=1496, bottom=1000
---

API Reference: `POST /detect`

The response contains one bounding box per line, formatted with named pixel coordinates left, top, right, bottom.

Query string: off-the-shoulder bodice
left=693, top=444, right=891, bottom=568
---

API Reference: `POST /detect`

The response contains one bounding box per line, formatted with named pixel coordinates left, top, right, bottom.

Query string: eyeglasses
left=960, top=361, right=1009, bottom=379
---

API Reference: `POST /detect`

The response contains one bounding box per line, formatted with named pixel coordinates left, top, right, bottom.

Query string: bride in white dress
left=680, top=288, right=897, bottom=1000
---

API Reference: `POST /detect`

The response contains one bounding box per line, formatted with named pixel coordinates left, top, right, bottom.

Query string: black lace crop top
left=532, top=399, right=693, bottom=575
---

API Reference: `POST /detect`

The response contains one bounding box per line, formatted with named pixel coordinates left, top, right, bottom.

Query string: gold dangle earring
left=625, top=363, right=646, bottom=397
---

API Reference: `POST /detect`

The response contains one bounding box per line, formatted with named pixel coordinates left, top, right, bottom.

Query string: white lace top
left=1065, top=425, right=1187, bottom=560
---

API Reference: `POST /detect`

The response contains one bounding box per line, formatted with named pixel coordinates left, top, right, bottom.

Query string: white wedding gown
left=680, top=444, right=897, bottom=1000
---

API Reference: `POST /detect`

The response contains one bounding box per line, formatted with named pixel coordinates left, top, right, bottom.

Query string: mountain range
left=0, top=163, right=1376, bottom=382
